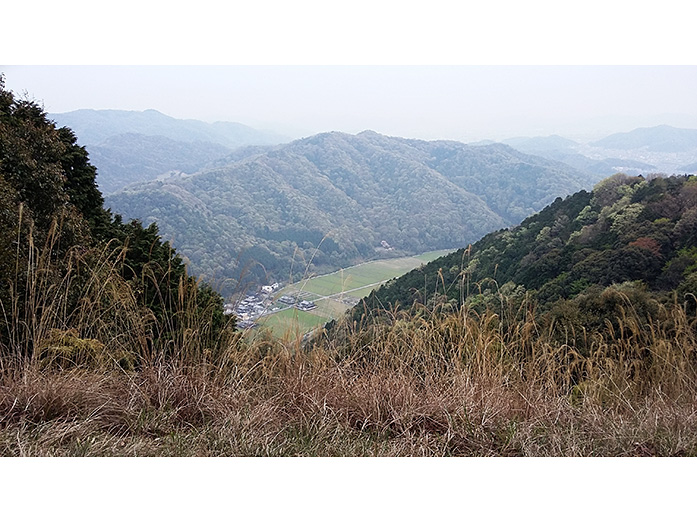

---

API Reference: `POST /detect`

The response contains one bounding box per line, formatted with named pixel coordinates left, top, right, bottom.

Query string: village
left=223, top=283, right=317, bottom=330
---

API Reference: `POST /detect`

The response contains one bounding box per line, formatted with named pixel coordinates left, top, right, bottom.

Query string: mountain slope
left=106, top=131, right=596, bottom=292
left=412, top=139, right=598, bottom=223
left=88, top=133, right=232, bottom=194
left=354, top=174, right=697, bottom=327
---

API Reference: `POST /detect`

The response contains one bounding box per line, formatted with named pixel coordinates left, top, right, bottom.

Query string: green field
left=258, top=249, right=453, bottom=338
left=258, top=308, right=329, bottom=337
left=284, top=250, right=452, bottom=298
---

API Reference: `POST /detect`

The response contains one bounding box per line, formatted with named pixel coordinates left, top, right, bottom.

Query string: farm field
left=258, top=308, right=329, bottom=337
left=257, top=249, right=453, bottom=338
left=284, top=250, right=452, bottom=298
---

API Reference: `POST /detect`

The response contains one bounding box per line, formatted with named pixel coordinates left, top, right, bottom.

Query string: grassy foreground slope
left=3, top=293, right=696, bottom=456
left=0, top=78, right=233, bottom=387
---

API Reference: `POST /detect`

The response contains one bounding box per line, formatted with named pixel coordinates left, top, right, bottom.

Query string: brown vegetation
left=2, top=247, right=696, bottom=456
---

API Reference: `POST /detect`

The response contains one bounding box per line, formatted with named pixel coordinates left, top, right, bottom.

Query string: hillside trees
left=0, top=76, right=232, bottom=361
left=351, top=174, right=697, bottom=348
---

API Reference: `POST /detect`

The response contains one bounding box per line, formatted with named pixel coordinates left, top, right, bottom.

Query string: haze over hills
left=501, top=135, right=579, bottom=153
left=591, top=125, right=697, bottom=152
left=48, top=109, right=292, bottom=194
left=50, top=108, right=697, bottom=198
left=495, top=125, right=697, bottom=177
left=105, top=130, right=599, bottom=293
left=49, top=109, right=290, bottom=147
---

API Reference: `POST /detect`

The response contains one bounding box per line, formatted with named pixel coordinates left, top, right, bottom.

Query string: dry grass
left=2, top=227, right=697, bottom=456
left=1, top=304, right=696, bottom=456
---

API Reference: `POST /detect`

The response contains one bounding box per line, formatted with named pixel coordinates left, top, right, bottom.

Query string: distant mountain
left=501, top=135, right=578, bottom=153
left=88, top=133, right=232, bottom=194
left=534, top=151, right=657, bottom=177
left=105, top=130, right=597, bottom=292
left=49, top=109, right=291, bottom=194
left=49, top=109, right=290, bottom=148
left=589, top=157, right=658, bottom=173
left=495, top=127, right=697, bottom=177
left=680, top=162, right=697, bottom=173
left=590, top=125, right=697, bottom=153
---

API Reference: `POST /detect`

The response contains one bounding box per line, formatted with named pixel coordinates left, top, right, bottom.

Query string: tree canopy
left=349, top=173, right=697, bottom=350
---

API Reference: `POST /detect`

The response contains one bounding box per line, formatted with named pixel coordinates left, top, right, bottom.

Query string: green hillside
left=352, top=174, right=697, bottom=347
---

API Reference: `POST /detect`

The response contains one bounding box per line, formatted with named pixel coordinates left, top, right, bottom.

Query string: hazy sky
left=4, top=65, right=697, bottom=143
left=3, top=2, right=696, bottom=143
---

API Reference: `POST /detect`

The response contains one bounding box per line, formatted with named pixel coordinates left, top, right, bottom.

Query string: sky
left=2, top=1, right=697, bottom=143
left=4, top=65, right=697, bottom=143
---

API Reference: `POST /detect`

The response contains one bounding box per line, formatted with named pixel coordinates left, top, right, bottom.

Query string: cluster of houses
left=278, top=295, right=297, bottom=305
left=223, top=283, right=282, bottom=329
left=297, top=300, right=317, bottom=311
left=229, top=295, right=266, bottom=317
left=277, top=294, right=317, bottom=311
left=222, top=283, right=317, bottom=330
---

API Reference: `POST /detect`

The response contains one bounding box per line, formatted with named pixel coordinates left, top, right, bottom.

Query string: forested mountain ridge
left=106, top=130, right=598, bottom=292
left=86, top=133, right=233, bottom=194
left=352, top=173, right=697, bottom=343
